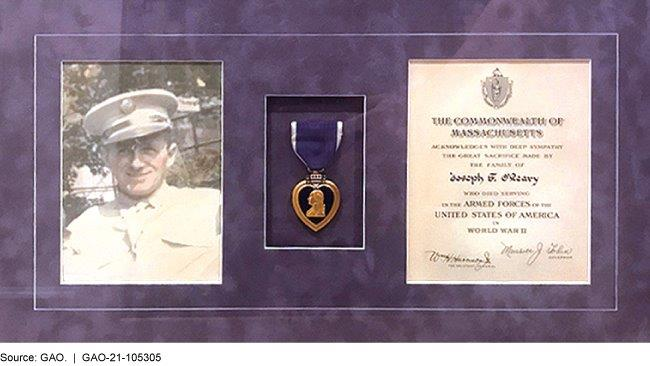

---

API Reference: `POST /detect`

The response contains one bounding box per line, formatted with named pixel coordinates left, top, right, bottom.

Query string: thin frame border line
left=32, top=32, right=619, bottom=312
left=34, top=32, right=619, bottom=37
left=615, top=33, right=619, bottom=311
left=263, top=93, right=367, bottom=251
left=35, top=306, right=618, bottom=312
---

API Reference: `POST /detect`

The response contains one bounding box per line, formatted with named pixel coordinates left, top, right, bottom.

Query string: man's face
left=103, top=132, right=177, bottom=199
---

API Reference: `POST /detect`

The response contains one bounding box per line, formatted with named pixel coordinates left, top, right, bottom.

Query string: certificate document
left=406, top=60, right=590, bottom=284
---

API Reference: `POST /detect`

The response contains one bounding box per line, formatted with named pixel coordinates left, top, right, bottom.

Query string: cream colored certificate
left=407, top=60, right=590, bottom=284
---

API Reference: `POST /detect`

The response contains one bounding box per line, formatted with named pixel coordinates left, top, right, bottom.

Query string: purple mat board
left=34, top=34, right=616, bottom=312
left=0, top=0, right=647, bottom=341
left=265, top=96, right=365, bottom=248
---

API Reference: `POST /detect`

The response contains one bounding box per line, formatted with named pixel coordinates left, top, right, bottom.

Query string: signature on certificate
left=425, top=250, right=493, bottom=271
left=500, top=242, right=573, bottom=265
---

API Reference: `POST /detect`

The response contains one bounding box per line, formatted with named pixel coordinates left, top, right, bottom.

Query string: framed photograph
left=60, top=61, right=223, bottom=284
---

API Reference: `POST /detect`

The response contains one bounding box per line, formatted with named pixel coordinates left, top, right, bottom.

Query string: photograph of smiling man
left=60, top=62, right=222, bottom=285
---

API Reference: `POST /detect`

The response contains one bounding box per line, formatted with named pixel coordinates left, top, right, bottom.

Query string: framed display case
left=265, top=95, right=366, bottom=250
left=1, top=0, right=645, bottom=344
left=34, top=33, right=616, bottom=312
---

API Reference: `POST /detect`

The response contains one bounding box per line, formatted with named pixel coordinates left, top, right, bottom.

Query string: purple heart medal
left=290, top=120, right=343, bottom=232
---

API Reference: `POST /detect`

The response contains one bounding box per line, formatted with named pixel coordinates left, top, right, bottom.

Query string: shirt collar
left=115, top=182, right=173, bottom=209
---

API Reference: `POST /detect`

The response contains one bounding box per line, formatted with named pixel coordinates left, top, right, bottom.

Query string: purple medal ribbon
left=291, top=120, right=343, bottom=171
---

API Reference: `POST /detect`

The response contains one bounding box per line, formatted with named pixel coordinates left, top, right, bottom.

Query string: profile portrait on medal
left=306, top=189, right=325, bottom=218
left=61, top=62, right=223, bottom=284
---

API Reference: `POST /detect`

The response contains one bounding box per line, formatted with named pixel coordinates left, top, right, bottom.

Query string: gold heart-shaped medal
left=291, top=173, right=340, bottom=232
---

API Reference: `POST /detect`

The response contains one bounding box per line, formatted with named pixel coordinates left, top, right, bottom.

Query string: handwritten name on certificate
left=406, top=60, right=590, bottom=284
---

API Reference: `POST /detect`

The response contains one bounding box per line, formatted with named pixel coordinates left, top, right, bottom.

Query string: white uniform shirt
left=62, top=184, right=221, bottom=284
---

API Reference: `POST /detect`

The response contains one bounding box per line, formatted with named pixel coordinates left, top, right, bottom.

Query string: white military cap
left=83, top=89, right=178, bottom=144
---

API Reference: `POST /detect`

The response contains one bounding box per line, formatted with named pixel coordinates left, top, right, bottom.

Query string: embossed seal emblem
left=481, top=68, right=513, bottom=109
left=119, top=98, right=136, bottom=114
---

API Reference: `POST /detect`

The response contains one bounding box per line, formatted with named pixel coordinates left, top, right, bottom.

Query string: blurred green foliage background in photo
left=61, top=62, right=222, bottom=225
